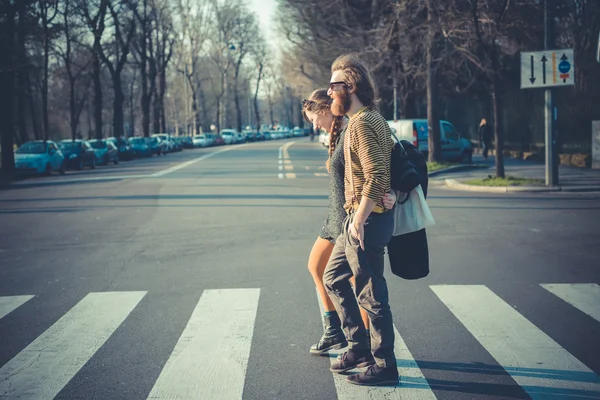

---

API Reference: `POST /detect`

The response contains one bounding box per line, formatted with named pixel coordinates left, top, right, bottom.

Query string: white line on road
left=147, top=288, right=260, bottom=400
left=278, top=142, right=296, bottom=179
left=151, top=145, right=245, bottom=177
left=431, top=285, right=600, bottom=399
left=0, top=295, right=34, bottom=320
left=315, top=173, right=328, bottom=177
left=541, top=283, right=600, bottom=322
left=314, top=289, right=436, bottom=399
left=0, top=291, right=147, bottom=399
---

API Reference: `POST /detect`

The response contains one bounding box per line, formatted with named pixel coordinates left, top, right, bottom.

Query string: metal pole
left=393, top=74, right=398, bottom=121
left=544, top=0, right=557, bottom=186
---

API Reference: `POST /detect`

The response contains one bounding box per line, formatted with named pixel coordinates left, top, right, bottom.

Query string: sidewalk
left=434, top=155, right=600, bottom=193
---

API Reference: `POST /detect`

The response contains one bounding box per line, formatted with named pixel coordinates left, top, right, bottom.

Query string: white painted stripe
left=285, top=173, right=296, bottom=179
left=13, top=174, right=148, bottom=186
left=278, top=173, right=284, bottom=179
left=315, top=173, right=329, bottom=177
left=0, top=291, right=146, bottom=399
left=431, top=285, right=600, bottom=399
left=147, top=289, right=260, bottom=400
left=278, top=165, right=283, bottom=170
left=314, top=289, right=436, bottom=399
left=541, top=283, right=600, bottom=322
left=284, top=165, right=294, bottom=171
left=151, top=145, right=245, bottom=177
left=284, top=160, right=291, bottom=165
left=0, top=295, right=34, bottom=320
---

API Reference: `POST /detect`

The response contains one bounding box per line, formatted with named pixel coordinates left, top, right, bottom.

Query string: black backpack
left=390, top=135, right=429, bottom=198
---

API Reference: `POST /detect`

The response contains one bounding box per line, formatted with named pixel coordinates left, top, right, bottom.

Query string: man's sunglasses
left=329, top=81, right=347, bottom=90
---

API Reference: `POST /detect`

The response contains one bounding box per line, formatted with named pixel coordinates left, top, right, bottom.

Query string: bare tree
left=35, top=0, right=60, bottom=141
left=56, top=0, right=91, bottom=141
left=96, top=1, right=136, bottom=139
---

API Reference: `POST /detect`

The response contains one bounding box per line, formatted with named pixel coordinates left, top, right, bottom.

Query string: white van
left=387, top=119, right=473, bottom=164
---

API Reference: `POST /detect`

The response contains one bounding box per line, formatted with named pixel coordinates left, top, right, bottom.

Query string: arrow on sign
left=529, top=55, right=535, bottom=83
left=561, top=53, right=568, bottom=61
left=541, top=55, right=548, bottom=84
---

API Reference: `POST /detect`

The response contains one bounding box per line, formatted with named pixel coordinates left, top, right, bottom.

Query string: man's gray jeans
left=323, top=210, right=396, bottom=368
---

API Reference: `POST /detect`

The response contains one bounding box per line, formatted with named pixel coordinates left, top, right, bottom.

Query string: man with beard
left=323, top=54, right=398, bottom=386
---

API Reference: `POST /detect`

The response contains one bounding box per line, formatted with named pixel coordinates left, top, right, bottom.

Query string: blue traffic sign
left=558, top=60, right=571, bottom=74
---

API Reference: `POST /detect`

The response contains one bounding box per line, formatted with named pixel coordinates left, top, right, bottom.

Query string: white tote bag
left=392, top=185, right=435, bottom=236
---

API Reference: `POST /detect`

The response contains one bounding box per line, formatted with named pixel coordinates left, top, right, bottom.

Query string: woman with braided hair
left=302, top=89, right=396, bottom=355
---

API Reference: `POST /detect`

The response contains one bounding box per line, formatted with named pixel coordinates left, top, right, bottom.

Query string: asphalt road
left=1, top=138, right=599, bottom=400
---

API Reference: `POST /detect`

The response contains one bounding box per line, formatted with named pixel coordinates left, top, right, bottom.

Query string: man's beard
left=331, top=89, right=351, bottom=116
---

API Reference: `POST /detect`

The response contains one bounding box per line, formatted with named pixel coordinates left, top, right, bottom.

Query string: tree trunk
left=70, top=76, right=77, bottom=141
left=92, top=51, right=103, bottom=140
left=198, top=82, right=209, bottom=133
left=152, top=85, right=160, bottom=133
left=42, top=24, right=50, bottom=141
left=16, top=8, right=28, bottom=146
left=159, top=70, right=167, bottom=133
left=491, top=79, right=505, bottom=178
left=425, top=0, right=442, bottom=163
left=129, top=74, right=135, bottom=137
left=113, top=75, right=125, bottom=139
left=253, top=63, right=263, bottom=131
left=0, top=3, right=16, bottom=176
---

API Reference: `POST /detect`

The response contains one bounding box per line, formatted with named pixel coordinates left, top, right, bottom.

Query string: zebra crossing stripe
left=431, top=285, right=600, bottom=399
left=541, top=283, right=600, bottom=323
left=147, top=288, right=260, bottom=400
left=0, top=291, right=146, bottom=399
left=315, top=288, right=436, bottom=399
left=0, top=295, right=34, bottom=320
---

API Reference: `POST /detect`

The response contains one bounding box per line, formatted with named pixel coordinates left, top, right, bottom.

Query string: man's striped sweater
left=343, top=107, right=394, bottom=214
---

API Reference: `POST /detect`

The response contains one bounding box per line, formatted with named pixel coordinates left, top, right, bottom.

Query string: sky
left=247, top=0, right=280, bottom=49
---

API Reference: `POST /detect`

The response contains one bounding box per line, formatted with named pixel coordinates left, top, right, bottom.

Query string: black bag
left=387, top=229, right=430, bottom=280
left=387, top=135, right=430, bottom=280
left=397, top=140, right=428, bottom=197
left=390, top=137, right=420, bottom=194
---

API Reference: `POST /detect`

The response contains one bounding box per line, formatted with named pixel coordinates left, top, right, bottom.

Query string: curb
left=444, top=178, right=563, bottom=193
left=428, top=164, right=488, bottom=177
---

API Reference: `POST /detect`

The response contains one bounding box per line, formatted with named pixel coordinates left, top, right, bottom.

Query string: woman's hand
left=383, top=190, right=396, bottom=209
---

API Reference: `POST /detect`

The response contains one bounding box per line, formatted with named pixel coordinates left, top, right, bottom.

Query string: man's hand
left=349, top=220, right=365, bottom=250
left=383, top=191, right=396, bottom=210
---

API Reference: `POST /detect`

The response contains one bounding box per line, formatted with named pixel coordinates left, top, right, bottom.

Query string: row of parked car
left=13, top=128, right=313, bottom=176
left=13, top=134, right=188, bottom=176
left=191, top=127, right=310, bottom=148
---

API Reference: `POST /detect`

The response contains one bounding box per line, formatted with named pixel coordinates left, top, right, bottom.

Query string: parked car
left=147, top=136, right=167, bottom=156
left=220, top=129, right=236, bottom=145
left=192, top=134, right=209, bottom=148
left=129, top=137, right=152, bottom=157
left=213, top=134, right=225, bottom=146
left=152, top=134, right=178, bottom=152
left=292, top=127, right=303, bottom=137
left=106, top=136, right=134, bottom=161
left=387, top=119, right=473, bottom=164
left=179, top=136, right=194, bottom=149
left=59, top=139, right=96, bottom=170
left=89, top=139, right=119, bottom=165
left=14, top=140, right=66, bottom=175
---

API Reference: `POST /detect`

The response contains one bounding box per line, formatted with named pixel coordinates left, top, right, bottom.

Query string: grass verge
left=465, top=175, right=544, bottom=187
left=427, top=162, right=458, bottom=173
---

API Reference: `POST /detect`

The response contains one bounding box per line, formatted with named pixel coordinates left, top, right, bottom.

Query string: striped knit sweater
left=343, top=107, right=394, bottom=213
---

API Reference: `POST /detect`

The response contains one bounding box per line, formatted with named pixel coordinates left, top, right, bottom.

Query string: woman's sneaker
left=310, top=333, right=347, bottom=355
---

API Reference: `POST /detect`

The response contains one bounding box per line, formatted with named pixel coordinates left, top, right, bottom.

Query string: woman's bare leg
left=308, top=236, right=336, bottom=311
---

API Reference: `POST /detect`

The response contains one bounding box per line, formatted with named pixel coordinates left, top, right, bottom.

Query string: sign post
left=521, top=46, right=575, bottom=187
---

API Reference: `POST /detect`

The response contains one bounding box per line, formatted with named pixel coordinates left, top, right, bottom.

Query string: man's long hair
left=331, top=54, right=377, bottom=108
